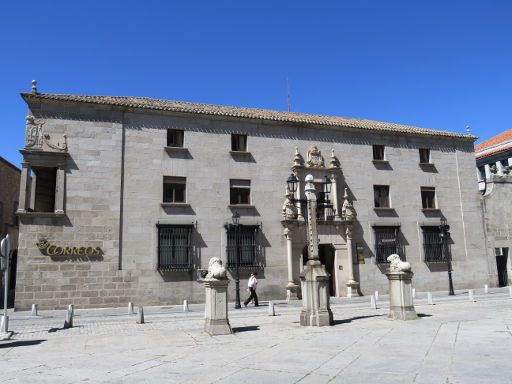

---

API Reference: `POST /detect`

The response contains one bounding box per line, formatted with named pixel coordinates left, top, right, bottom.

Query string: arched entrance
left=302, top=244, right=336, bottom=296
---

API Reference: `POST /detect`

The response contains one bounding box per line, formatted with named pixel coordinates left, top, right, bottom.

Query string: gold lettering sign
left=36, top=239, right=103, bottom=257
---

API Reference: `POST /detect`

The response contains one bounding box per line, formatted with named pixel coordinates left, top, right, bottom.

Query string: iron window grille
left=421, top=187, right=436, bottom=209
left=225, top=225, right=260, bottom=268
left=167, top=129, right=184, bottom=147
left=422, top=226, right=450, bottom=263
left=317, top=191, right=336, bottom=221
left=374, top=226, right=404, bottom=264
left=373, top=145, right=385, bottom=161
left=157, top=225, right=193, bottom=270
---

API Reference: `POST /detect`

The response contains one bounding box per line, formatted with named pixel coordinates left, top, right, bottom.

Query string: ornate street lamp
left=232, top=212, right=242, bottom=309
left=439, top=218, right=454, bottom=296
left=286, top=174, right=333, bottom=221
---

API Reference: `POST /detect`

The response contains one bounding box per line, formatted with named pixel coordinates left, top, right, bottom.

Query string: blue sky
left=1, top=1, right=511, bottom=167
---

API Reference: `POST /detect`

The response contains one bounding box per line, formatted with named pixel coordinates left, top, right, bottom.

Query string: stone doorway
left=496, top=247, right=508, bottom=287
left=302, top=244, right=336, bottom=296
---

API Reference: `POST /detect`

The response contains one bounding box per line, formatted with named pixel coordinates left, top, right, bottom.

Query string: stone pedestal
left=299, top=262, right=333, bottom=326
left=386, top=271, right=418, bottom=321
left=204, top=278, right=232, bottom=335
left=286, top=282, right=299, bottom=301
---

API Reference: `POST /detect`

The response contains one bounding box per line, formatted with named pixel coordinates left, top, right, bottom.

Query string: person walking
left=244, top=271, right=259, bottom=307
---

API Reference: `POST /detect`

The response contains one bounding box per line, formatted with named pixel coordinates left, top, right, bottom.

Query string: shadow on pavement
left=0, top=339, right=46, bottom=348
left=232, top=326, right=260, bottom=333
left=48, top=325, right=83, bottom=333
left=332, top=314, right=384, bottom=325
left=417, top=313, right=432, bottom=318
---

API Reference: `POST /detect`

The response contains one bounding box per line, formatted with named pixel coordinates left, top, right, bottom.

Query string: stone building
left=0, top=156, right=21, bottom=306
left=475, top=130, right=512, bottom=287
left=15, top=84, right=491, bottom=310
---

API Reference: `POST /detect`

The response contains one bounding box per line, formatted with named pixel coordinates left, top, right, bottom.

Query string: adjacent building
left=15, top=85, right=491, bottom=309
left=0, top=156, right=21, bottom=307
left=475, top=129, right=512, bottom=287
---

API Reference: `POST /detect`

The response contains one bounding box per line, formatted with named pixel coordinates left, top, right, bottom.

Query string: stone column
left=204, top=278, right=232, bottom=335
left=345, top=224, right=359, bottom=297
left=508, top=158, right=512, bottom=167
left=485, top=164, right=491, bottom=179
left=299, top=174, right=333, bottom=327
left=330, top=173, right=341, bottom=220
left=29, top=169, right=37, bottom=211
left=284, top=227, right=298, bottom=301
left=54, top=166, right=65, bottom=214
left=386, top=271, right=418, bottom=320
left=17, top=162, right=30, bottom=212
left=496, top=161, right=504, bottom=176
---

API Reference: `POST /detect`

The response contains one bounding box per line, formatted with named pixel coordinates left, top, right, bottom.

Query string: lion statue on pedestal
left=205, top=257, right=227, bottom=279
left=387, top=254, right=411, bottom=272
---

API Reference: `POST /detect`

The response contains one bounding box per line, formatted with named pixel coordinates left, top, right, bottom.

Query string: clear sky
left=1, top=1, right=511, bottom=167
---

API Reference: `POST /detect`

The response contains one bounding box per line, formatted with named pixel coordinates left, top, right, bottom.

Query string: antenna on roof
left=466, top=125, right=471, bottom=135
left=286, top=78, right=291, bottom=112
left=31, top=80, right=38, bottom=94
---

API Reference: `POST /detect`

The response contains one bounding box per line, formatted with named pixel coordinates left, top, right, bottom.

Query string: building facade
left=475, top=130, right=512, bottom=287
left=15, top=88, right=491, bottom=310
left=0, top=156, right=21, bottom=307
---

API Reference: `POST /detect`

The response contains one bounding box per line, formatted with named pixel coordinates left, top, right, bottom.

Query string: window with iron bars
left=373, top=226, right=404, bottom=263
left=225, top=225, right=260, bottom=268
left=157, top=225, right=193, bottom=270
left=422, top=226, right=450, bottom=263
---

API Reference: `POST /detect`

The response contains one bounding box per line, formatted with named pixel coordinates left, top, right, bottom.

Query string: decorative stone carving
left=25, top=115, right=44, bottom=149
left=502, top=166, right=510, bottom=175
left=293, top=147, right=305, bottom=168
left=25, top=115, right=68, bottom=152
left=341, top=188, right=356, bottom=221
left=282, top=188, right=298, bottom=220
left=387, top=254, right=411, bottom=272
left=329, top=149, right=341, bottom=169
left=205, top=257, right=227, bottom=279
left=306, top=146, right=324, bottom=168
left=490, top=164, right=498, bottom=174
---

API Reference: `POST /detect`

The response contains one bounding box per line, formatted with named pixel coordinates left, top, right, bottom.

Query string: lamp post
left=287, top=173, right=332, bottom=221
left=232, top=212, right=242, bottom=309
left=439, top=218, right=454, bottom=296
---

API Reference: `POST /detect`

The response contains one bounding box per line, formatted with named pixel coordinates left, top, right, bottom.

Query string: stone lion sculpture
left=387, top=254, right=411, bottom=272
left=205, top=257, right=227, bottom=279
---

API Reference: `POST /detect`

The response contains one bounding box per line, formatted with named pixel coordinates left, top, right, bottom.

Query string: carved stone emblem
left=292, top=147, right=305, bottom=168
left=25, top=115, right=68, bottom=152
left=306, top=146, right=324, bottom=168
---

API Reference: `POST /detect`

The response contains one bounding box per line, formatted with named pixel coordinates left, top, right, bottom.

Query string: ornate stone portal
left=299, top=174, right=333, bottom=326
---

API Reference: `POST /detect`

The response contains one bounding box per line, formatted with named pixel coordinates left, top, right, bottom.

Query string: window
left=374, top=185, right=390, bottom=208
left=230, top=179, right=251, bottom=205
left=32, top=166, right=57, bottom=212
left=422, top=227, right=449, bottom=263
left=163, top=177, right=186, bottom=203
left=421, top=187, right=436, bottom=209
left=167, top=129, right=184, bottom=148
left=158, top=225, right=193, bottom=270
left=478, top=166, right=486, bottom=180
left=374, top=226, right=403, bottom=263
left=231, top=134, right=247, bottom=152
left=373, top=145, right=385, bottom=161
left=226, top=225, right=259, bottom=267
left=419, top=148, right=431, bottom=164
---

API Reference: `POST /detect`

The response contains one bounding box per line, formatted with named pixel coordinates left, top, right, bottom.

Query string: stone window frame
left=229, top=179, right=252, bottom=206
left=231, top=134, right=248, bottom=152
left=17, top=151, right=67, bottom=217
left=419, top=148, right=431, bottom=164
left=162, top=176, right=187, bottom=205
left=372, top=145, right=385, bottom=162
left=420, top=187, right=437, bottom=210
left=373, top=185, right=391, bottom=209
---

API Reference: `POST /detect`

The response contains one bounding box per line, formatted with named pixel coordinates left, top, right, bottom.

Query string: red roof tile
left=475, top=129, right=512, bottom=152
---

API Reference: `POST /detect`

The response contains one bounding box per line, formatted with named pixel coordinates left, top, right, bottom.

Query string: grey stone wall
left=15, top=98, right=491, bottom=310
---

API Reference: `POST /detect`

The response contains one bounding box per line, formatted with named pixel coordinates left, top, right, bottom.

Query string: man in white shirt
left=244, top=271, right=259, bottom=307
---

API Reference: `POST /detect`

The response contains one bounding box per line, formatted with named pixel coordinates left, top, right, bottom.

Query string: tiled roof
left=21, top=92, right=475, bottom=140
left=475, top=129, right=512, bottom=152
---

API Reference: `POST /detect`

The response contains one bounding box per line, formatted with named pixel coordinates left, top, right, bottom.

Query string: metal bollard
left=374, top=290, right=379, bottom=301
left=183, top=300, right=189, bottom=313
left=136, top=307, right=144, bottom=324
left=484, top=284, right=488, bottom=294
left=509, top=286, right=512, bottom=299
left=128, top=302, right=134, bottom=315
left=0, top=316, right=8, bottom=333
left=412, top=288, right=416, bottom=299
left=427, top=292, right=433, bottom=305
left=468, top=289, right=475, bottom=302
left=31, top=304, right=38, bottom=317
left=64, top=304, right=74, bottom=329
left=268, top=301, right=275, bottom=316
left=370, top=294, right=377, bottom=309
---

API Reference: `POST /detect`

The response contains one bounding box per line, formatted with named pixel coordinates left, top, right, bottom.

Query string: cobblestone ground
left=0, top=288, right=511, bottom=384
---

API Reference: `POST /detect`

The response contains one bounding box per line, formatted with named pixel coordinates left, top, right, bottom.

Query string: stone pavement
left=0, top=287, right=511, bottom=384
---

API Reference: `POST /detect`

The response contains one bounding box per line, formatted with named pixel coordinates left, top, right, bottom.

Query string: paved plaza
left=0, top=288, right=511, bottom=384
